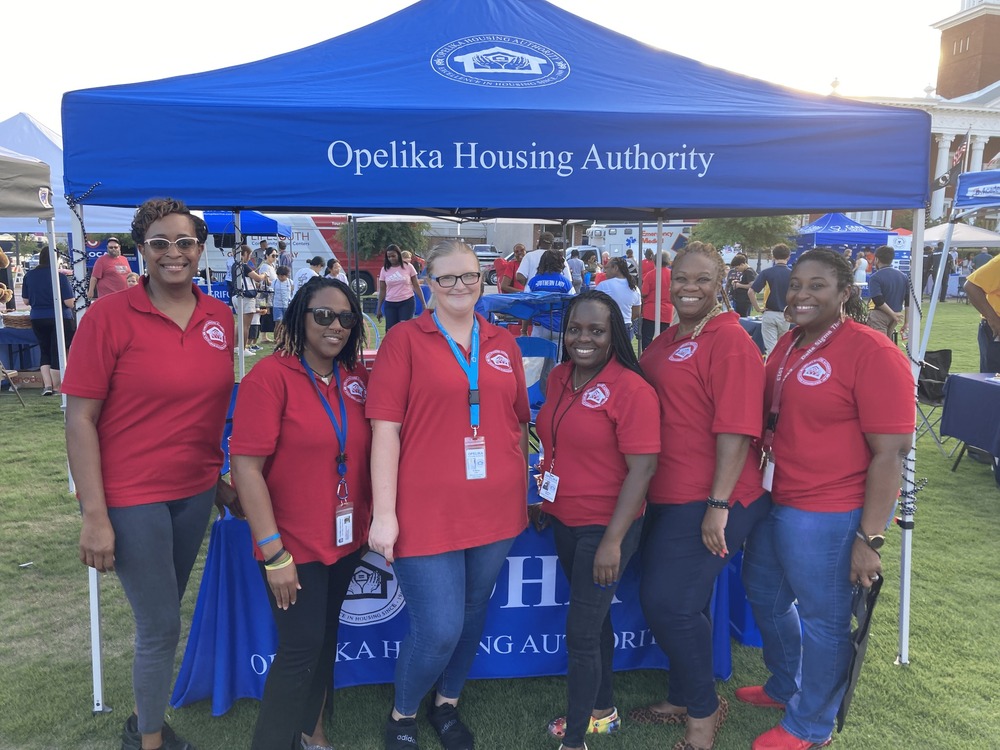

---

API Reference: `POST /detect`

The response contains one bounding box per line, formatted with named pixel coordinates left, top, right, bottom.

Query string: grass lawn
left=1, top=301, right=998, bottom=749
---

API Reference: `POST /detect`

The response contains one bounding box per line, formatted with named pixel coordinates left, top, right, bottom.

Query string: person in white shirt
left=516, top=232, right=573, bottom=288
left=295, top=256, right=325, bottom=291
left=597, top=258, right=641, bottom=337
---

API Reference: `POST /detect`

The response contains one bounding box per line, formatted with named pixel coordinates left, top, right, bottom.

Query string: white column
left=970, top=134, right=989, bottom=172
left=930, top=134, right=954, bottom=220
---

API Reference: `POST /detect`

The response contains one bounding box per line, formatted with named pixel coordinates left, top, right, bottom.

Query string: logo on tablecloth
left=669, top=342, right=698, bottom=362
left=431, top=36, right=570, bottom=88
left=202, top=320, right=227, bottom=350
left=342, top=375, right=366, bottom=404
left=797, top=357, right=832, bottom=386
left=340, top=552, right=406, bottom=626
left=485, top=349, right=514, bottom=373
left=582, top=383, right=610, bottom=408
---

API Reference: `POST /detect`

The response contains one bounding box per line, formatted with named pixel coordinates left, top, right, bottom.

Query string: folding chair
left=916, top=349, right=956, bottom=456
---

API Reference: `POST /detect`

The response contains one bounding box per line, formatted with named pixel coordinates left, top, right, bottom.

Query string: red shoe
left=752, top=724, right=832, bottom=750
left=735, top=685, right=786, bottom=709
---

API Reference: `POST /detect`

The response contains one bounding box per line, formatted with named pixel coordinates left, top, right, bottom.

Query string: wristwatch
left=855, top=529, right=885, bottom=551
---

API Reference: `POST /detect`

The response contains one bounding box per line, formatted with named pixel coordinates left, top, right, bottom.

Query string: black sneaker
left=385, top=714, right=420, bottom=750
left=427, top=703, right=474, bottom=750
left=121, top=713, right=196, bottom=750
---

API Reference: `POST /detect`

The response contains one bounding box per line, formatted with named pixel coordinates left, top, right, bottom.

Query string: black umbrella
left=837, top=574, right=884, bottom=732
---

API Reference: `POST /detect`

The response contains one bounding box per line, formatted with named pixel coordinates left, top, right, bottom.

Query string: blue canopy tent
left=202, top=210, right=291, bottom=238
left=59, top=0, right=935, bottom=713
left=61, top=0, right=930, bottom=219
left=797, top=212, right=897, bottom=251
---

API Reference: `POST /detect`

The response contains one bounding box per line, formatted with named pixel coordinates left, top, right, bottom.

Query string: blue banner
left=172, top=512, right=758, bottom=716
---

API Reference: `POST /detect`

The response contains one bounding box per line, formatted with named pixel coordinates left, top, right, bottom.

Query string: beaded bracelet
left=263, top=546, right=287, bottom=566
left=706, top=497, right=731, bottom=510
left=265, top=553, right=294, bottom=571
left=257, top=532, right=281, bottom=548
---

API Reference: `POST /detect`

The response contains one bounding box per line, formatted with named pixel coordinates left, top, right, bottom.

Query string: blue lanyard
left=301, top=358, right=350, bottom=502
left=432, top=312, right=481, bottom=436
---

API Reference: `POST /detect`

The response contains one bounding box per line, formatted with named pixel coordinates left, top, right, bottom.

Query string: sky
left=2, top=0, right=951, bottom=134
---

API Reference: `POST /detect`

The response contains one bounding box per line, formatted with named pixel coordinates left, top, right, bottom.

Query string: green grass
left=1, top=301, right=998, bottom=749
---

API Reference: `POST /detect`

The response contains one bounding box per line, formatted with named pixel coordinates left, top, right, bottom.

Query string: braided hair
left=795, top=248, right=868, bottom=324
left=274, top=276, right=365, bottom=371
left=560, top=290, right=645, bottom=380
left=671, top=241, right=731, bottom=337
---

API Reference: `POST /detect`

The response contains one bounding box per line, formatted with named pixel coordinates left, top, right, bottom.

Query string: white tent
left=922, top=222, right=1000, bottom=247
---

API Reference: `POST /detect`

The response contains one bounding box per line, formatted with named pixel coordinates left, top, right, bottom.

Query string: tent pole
left=68, top=207, right=111, bottom=712
left=234, top=211, right=246, bottom=381
left=897, top=208, right=925, bottom=666
left=917, top=222, right=958, bottom=361
left=652, top=215, right=664, bottom=336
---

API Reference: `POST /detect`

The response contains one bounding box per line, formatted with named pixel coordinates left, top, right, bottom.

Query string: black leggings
left=251, top=549, right=364, bottom=750
left=29, top=316, right=74, bottom=368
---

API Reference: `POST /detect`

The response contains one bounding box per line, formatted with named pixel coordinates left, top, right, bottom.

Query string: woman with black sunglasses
left=230, top=276, right=372, bottom=750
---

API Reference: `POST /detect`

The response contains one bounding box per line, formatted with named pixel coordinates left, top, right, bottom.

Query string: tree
left=691, top=216, right=798, bottom=255
left=337, top=222, right=430, bottom=259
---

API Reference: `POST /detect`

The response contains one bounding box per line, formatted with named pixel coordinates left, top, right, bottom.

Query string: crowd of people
left=54, top=201, right=978, bottom=750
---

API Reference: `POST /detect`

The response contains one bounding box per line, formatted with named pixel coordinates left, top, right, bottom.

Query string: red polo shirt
left=764, top=319, right=914, bottom=511
left=536, top=359, right=660, bottom=526
left=230, top=355, right=372, bottom=565
left=640, top=312, right=765, bottom=506
left=641, top=266, right=674, bottom=323
left=62, top=280, right=234, bottom=507
left=366, top=312, right=530, bottom=558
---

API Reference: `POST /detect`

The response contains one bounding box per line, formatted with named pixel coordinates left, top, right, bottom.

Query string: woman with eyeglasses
left=63, top=198, right=240, bottom=750
left=376, top=243, right=424, bottom=331
left=230, top=276, right=372, bottom=750
left=367, top=240, right=529, bottom=750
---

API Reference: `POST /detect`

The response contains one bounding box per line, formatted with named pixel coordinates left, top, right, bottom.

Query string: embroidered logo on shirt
left=343, top=375, right=367, bottom=404
left=582, top=383, right=610, bottom=408
left=797, top=357, right=832, bottom=386
left=485, top=349, right=513, bottom=373
left=202, top=320, right=227, bottom=350
left=668, top=342, right=699, bottom=362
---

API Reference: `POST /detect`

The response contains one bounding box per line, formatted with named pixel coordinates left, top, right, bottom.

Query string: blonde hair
left=424, top=240, right=479, bottom=311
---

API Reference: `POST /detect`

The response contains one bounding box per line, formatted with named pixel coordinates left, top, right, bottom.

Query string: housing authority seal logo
left=431, top=35, right=570, bottom=88
left=340, top=551, right=406, bottom=626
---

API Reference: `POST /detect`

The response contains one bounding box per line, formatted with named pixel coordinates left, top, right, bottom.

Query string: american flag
left=932, top=129, right=971, bottom=190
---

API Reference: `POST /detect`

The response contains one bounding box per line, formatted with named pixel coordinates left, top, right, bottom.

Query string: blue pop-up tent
left=61, top=0, right=930, bottom=220
left=797, top=212, right=897, bottom=249
left=203, top=210, right=291, bottom=238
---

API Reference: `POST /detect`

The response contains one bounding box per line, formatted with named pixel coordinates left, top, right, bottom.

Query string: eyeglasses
left=305, top=308, right=359, bottom=328
left=143, top=237, right=201, bottom=253
left=431, top=272, right=481, bottom=288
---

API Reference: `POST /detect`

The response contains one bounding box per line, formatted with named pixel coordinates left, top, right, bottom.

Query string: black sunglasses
left=305, top=308, right=359, bottom=328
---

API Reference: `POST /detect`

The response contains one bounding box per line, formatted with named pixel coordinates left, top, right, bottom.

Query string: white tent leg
left=897, top=208, right=925, bottom=666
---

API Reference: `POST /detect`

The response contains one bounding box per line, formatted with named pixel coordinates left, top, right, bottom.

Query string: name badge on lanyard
left=302, top=358, right=354, bottom=544
left=434, top=312, right=488, bottom=481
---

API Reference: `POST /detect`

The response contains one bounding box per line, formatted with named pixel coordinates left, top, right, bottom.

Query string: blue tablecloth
left=941, top=373, right=1000, bottom=457
left=172, top=512, right=760, bottom=716
left=0, top=325, right=40, bottom=372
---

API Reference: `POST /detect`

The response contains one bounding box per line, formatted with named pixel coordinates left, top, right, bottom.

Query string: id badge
left=538, top=471, right=559, bottom=502
left=762, top=457, right=775, bottom=492
left=464, top=436, right=487, bottom=480
left=335, top=502, right=354, bottom=547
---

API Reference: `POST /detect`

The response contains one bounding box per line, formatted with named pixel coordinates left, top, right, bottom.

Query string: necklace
left=571, top=367, right=600, bottom=392
left=309, top=364, right=335, bottom=384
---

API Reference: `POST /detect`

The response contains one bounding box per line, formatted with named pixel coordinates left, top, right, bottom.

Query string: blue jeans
left=391, top=537, right=515, bottom=715
left=384, top=297, right=415, bottom=331
left=551, top=517, right=643, bottom=748
left=978, top=319, right=1000, bottom=373
left=741, top=504, right=861, bottom=744
left=639, top=495, right=770, bottom=719
left=107, top=486, right=216, bottom=735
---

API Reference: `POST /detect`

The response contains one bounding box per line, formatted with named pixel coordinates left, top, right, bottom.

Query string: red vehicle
left=309, top=215, right=424, bottom=295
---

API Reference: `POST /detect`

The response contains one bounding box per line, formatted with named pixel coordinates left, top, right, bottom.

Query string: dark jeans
left=251, top=549, right=364, bottom=750
left=732, top=298, right=752, bottom=317
left=107, top=486, right=216, bottom=735
left=29, top=316, right=74, bottom=368
left=384, top=297, right=416, bottom=330
left=641, top=318, right=669, bottom=351
left=551, top=516, right=643, bottom=747
left=639, top=495, right=770, bottom=719
left=978, top=319, right=1000, bottom=373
